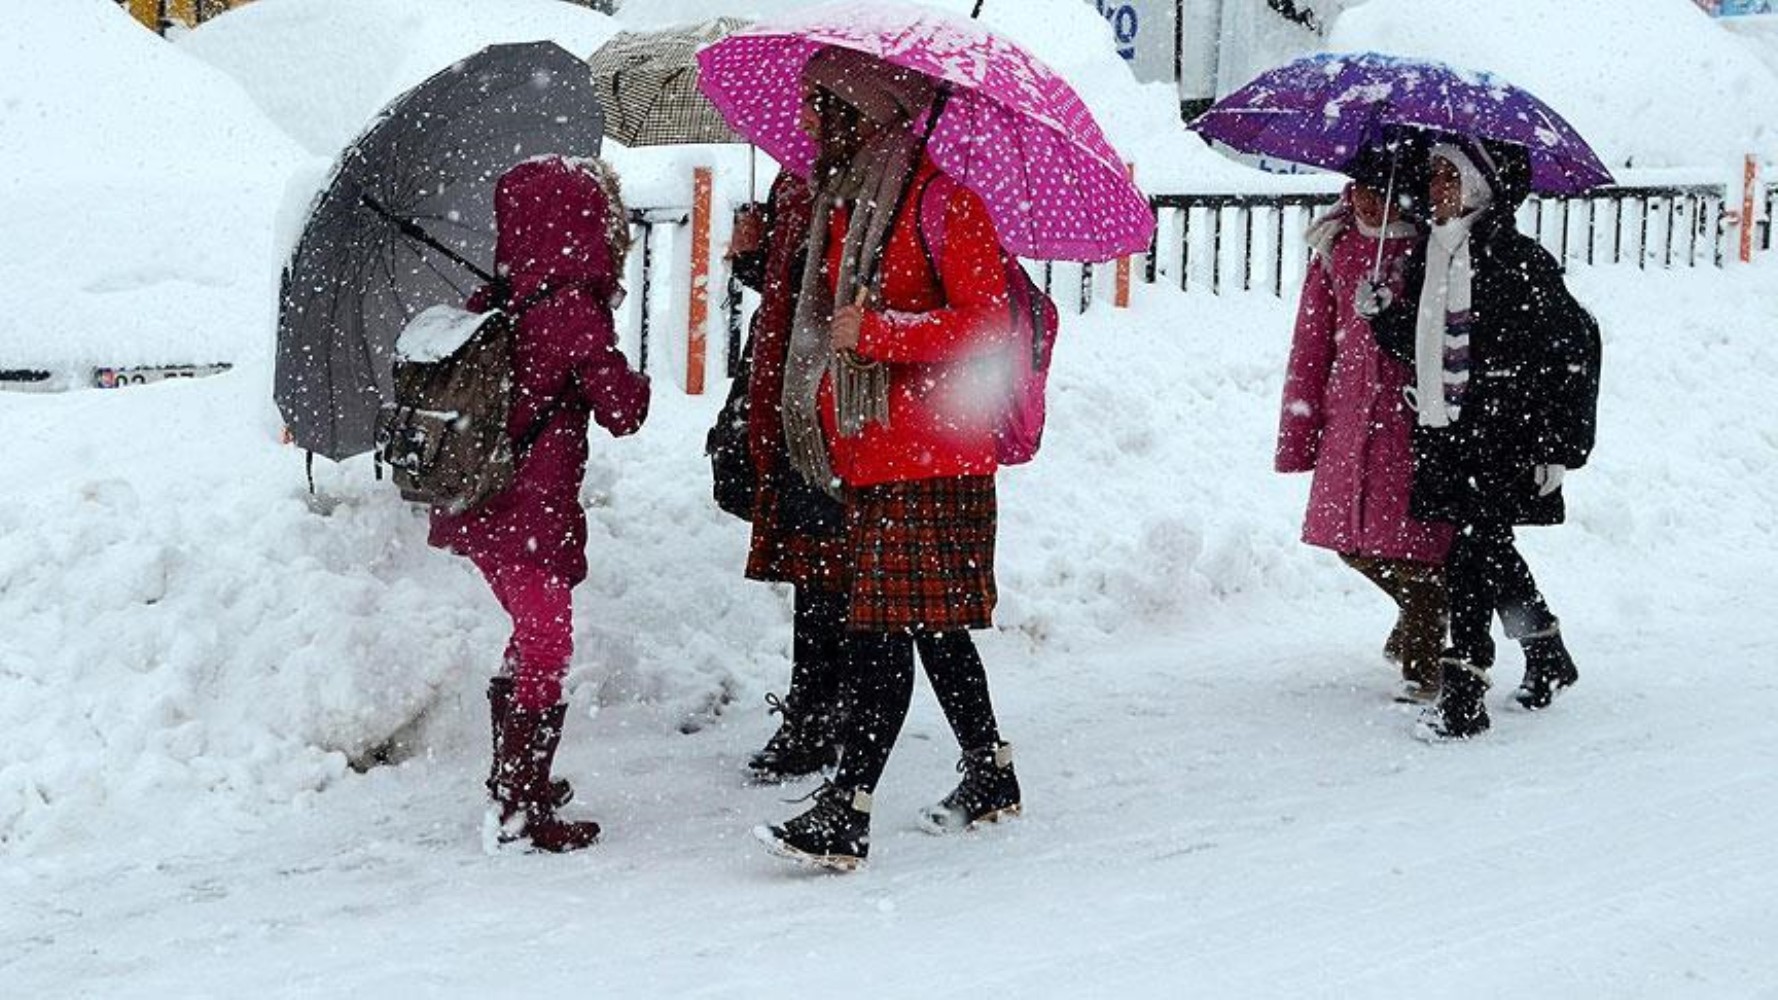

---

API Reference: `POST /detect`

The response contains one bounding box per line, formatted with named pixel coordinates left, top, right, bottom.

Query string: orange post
left=1114, top=162, right=1135, bottom=309
left=686, top=166, right=713, bottom=395
left=1741, top=154, right=1759, bottom=265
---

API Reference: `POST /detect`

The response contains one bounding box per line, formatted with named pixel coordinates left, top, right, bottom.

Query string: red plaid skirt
left=845, top=476, right=997, bottom=632
left=745, top=468, right=850, bottom=592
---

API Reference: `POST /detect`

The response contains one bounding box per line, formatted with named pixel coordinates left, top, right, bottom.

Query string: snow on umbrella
left=694, top=1, right=1153, bottom=263
left=275, top=41, right=605, bottom=462
left=1190, top=52, right=1614, bottom=195
left=589, top=17, right=750, bottom=147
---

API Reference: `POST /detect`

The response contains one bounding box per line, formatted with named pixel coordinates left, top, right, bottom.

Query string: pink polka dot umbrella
left=694, top=2, right=1153, bottom=264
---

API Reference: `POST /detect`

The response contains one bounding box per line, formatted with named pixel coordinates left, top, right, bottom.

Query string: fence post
left=685, top=166, right=712, bottom=395
left=1741, top=154, right=1759, bottom=264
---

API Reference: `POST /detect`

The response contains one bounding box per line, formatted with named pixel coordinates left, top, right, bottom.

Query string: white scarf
left=1410, top=145, right=1495, bottom=428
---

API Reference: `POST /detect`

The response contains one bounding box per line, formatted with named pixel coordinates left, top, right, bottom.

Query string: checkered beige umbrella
left=590, top=18, right=751, bottom=147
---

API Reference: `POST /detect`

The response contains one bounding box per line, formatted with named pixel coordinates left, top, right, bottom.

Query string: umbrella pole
left=1370, top=149, right=1399, bottom=286
left=749, top=144, right=757, bottom=203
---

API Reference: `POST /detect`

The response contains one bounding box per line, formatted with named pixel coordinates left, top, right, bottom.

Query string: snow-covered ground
left=5, top=0, right=1778, bottom=996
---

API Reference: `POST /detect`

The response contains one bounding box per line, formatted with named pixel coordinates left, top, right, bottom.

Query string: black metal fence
left=1139, top=180, right=1775, bottom=299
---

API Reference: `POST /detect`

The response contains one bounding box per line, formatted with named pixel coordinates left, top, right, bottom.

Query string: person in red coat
left=730, top=171, right=854, bottom=782
left=429, top=155, right=650, bottom=852
left=1277, top=160, right=1453, bottom=702
left=755, top=47, right=1023, bottom=871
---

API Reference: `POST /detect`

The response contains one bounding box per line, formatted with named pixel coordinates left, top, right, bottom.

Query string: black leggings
left=789, top=587, right=848, bottom=714
left=1447, top=520, right=1558, bottom=669
left=834, top=630, right=1002, bottom=794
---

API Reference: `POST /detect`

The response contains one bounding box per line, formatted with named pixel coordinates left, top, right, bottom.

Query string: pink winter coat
left=428, top=157, right=651, bottom=586
left=1276, top=199, right=1452, bottom=565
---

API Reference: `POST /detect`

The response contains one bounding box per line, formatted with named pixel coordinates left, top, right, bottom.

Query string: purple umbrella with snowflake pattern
left=694, top=1, right=1152, bottom=263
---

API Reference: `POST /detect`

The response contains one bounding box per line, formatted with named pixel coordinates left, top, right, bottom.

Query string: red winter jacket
left=819, top=159, right=1015, bottom=487
left=428, top=157, right=651, bottom=585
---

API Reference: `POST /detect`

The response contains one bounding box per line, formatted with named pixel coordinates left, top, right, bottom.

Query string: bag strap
left=500, top=280, right=577, bottom=461
left=912, top=172, right=954, bottom=289
left=513, top=376, right=576, bottom=460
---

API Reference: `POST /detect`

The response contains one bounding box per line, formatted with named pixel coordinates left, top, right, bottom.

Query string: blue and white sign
left=1089, top=0, right=1178, bottom=84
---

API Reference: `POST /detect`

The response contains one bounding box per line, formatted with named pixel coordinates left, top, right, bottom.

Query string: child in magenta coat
left=429, top=155, right=650, bottom=852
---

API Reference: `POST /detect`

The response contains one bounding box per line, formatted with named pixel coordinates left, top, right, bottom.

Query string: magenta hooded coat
left=428, top=157, right=651, bottom=586
left=1276, top=198, right=1452, bottom=565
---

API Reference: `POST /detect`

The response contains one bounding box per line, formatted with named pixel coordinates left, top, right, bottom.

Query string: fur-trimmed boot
left=919, top=742, right=1022, bottom=834
left=1514, top=627, right=1579, bottom=711
left=754, top=782, right=872, bottom=872
left=1415, top=658, right=1492, bottom=742
left=488, top=702, right=600, bottom=853
left=486, top=677, right=572, bottom=808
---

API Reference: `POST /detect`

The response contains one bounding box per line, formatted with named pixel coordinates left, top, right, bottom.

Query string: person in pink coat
left=428, top=155, right=650, bottom=852
left=1276, top=163, right=1453, bottom=700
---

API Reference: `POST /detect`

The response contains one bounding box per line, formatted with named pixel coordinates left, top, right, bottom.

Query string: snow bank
left=176, top=0, right=621, bottom=159
left=1328, top=0, right=1778, bottom=171
left=0, top=1, right=306, bottom=372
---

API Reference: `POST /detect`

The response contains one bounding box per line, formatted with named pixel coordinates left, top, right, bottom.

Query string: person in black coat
left=1369, top=138, right=1601, bottom=741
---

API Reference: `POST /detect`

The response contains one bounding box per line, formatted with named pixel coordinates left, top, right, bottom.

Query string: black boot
left=489, top=702, right=600, bottom=854
left=919, top=742, right=1022, bottom=834
left=1514, top=629, right=1579, bottom=711
left=486, top=677, right=572, bottom=808
left=747, top=692, right=841, bottom=783
left=754, top=782, right=871, bottom=871
left=1415, top=658, right=1492, bottom=742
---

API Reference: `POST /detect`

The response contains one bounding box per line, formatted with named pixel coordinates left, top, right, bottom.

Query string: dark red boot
left=489, top=702, right=600, bottom=853
left=486, top=677, right=572, bottom=808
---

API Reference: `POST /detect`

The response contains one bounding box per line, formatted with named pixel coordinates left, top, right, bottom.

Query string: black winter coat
left=1373, top=213, right=1601, bottom=527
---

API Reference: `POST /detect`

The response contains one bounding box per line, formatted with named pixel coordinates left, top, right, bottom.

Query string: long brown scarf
left=781, top=125, right=922, bottom=496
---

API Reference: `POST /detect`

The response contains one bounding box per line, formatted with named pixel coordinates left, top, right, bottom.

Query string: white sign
left=1089, top=0, right=1179, bottom=85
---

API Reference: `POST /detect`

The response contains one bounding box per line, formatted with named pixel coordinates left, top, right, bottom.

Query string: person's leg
left=489, top=564, right=574, bottom=713
left=1391, top=560, right=1449, bottom=691
left=798, top=586, right=851, bottom=729
left=1443, top=523, right=1501, bottom=669
left=1484, top=528, right=1579, bottom=710
left=1342, top=554, right=1448, bottom=692
left=750, top=586, right=850, bottom=780
left=1340, top=554, right=1407, bottom=664
left=914, top=630, right=1021, bottom=833
left=913, top=631, right=1002, bottom=752
left=756, top=630, right=911, bottom=868
left=479, top=562, right=596, bottom=852
left=1487, top=527, right=1557, bottom=643
left=832, top=630, right=917, bottom=795
left=1419, top=523, right=1497, bottom=741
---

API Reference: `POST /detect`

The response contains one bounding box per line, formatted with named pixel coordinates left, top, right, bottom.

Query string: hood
left=491, top=155, right=623, bottom=302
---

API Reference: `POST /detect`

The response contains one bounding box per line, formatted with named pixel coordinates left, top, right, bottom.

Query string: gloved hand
left=1534, top=464, right=1566, bottom=497
left=1354, top=279, right=1394, bottom=319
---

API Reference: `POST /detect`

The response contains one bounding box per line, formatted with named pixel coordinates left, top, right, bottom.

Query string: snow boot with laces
left=1414, top=658, right=1492, bottom=742
left=754, top=782, right=872, bottom=872
left=1513, top=627, right=1579, bottom=711
left=746, top=692, right=841, bottom=784
left=488, top=701, right=600, bottom=854
left=487, top=677, right=572, bottom=808
left=919, top=742, right=1022, bottom=834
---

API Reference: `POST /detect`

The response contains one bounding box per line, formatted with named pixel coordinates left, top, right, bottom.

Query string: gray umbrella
left=588, top=18, right=749, bottom=147
left=275, top=41, right=605, bottom=461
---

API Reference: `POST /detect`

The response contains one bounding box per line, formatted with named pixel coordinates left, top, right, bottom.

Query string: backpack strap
left=501, top=280, right=578, bottom=461
left=912, top=172, right=957, bottom=291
